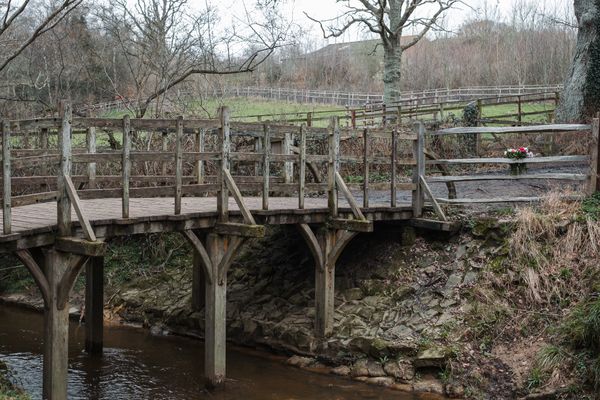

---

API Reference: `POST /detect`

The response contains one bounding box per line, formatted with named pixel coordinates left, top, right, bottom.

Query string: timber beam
left=55, top=237, right=107, bottom=257
left=214, top=222, right=265, bottom=238
left=328, top=218, right=373, bottom=233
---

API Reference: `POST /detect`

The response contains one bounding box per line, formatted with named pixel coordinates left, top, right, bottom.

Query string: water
left=0, top=305, right=423, bottom=400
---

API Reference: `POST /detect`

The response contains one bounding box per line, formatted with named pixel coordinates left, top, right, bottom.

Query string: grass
left=100, top=96, right=554, bottom=127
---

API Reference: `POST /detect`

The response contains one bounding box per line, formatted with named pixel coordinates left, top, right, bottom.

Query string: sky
left=218, top=0, right=574, bottom=46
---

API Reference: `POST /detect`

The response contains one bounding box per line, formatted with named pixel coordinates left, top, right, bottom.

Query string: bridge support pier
left=297, top=225, right=357, bottom=338
left=43, top=249, right=71, bottom=400
left=183, top=230, right=246, bottom=389
left=85, top=256, right=104, bottom=355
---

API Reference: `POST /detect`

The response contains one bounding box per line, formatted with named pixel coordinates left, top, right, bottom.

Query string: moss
left=0, top=361, right=29, bottom=400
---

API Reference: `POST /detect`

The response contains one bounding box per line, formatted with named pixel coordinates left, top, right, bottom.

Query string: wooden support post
left=517, top=95, right=523, bottom=125
left=43, top=249, right=71, bottom=400
left=391, top=128, right=397, bottom=207
left=298, top=225, right=357, bottom=338
left=299, top=125, right=306, bottom=209
left=328, top=117, right=340, bottom=217
left=204, top=233, right=226, bottom=388
left=196, top=129, right=205, bottom=184
left=57, top=102, right=72, bottom=237
left=192, top=248, right=205, bottom=311
left=589, top=117, right=599, bottom=194
left=363, top=128, right=369, bottom=208
left=218, top=107, right=230, bottom=222
left=86, top=127, right=96, bottom=188
left=85, top=256, right=104, bottom=355
left=351, top=110, right=356, bottom=129
left=174, top=116, right=183, bottom=215
left=262, top=124, right=270, bottom=210
left=307, top=112, right=312, bottom=127
left=315, top=230, right=335, bottom=337
left=2, top=120, right=11, bottom=235
left=412, top=122, right=425, bottom=217
left=283, top=132, right=293, bottom=184
left=382, top=104, right=387, bottom=127
left=122, top=115, right=131, bottom=219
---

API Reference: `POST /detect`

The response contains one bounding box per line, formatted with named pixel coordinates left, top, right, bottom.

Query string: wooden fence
left=0, top=105, right=426, bottom=236
left=232, top=91, right=559, bottom=128
left=424, top=123, right=600, bottom=204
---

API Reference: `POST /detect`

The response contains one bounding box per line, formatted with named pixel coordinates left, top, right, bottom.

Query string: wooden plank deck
left=0, top=197, right=414, bottom=247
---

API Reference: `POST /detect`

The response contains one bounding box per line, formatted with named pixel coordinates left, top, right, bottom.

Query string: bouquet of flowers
left=504, top=147, right=534, bottom=160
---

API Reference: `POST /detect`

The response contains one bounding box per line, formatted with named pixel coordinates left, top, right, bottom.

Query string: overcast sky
left=217, top=0, right=574, bottom=47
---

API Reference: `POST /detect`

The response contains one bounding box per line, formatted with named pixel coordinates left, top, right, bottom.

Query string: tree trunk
left=383, top=45, right=403, bottom=105
left=556, top=0, right=600, bottom=122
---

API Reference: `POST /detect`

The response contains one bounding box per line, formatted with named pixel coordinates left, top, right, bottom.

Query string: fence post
left=298, top=125, right=306, bottom=209
left=284, top=132, right=293, bottom=184
left=363, top=128, right=370, bottom=208
left=196, top=129, right=205, bottom=184
left=590, top=117, right=599, bottom=195
left=391, top=129, right=397, bottom=207
left=262, top=124, right=270, bottom=210
left=412, top=122, right=425, bottom=217
left=217, top=106, right=230, bottom=221
left=57, top=101, right=72, bottom=236
left=2, top=120, right=11, bottom=234
left=86, top=127, right=96, bottom=188
left=174, top=116, right=183, bottom=215
left=162, top=131, right=169, bottom=176
left=328, top=117, right=340, bottom=217
left=122, top=115, right=131, bottom=219
left=517, top=95, right=523, bottom=125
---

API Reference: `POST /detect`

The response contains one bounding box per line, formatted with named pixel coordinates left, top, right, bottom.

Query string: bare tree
left=307, top=0, right=462, bottom=104
left=98, top=0, right=287, bottom=118
left=0, top=0, right=83, bottom=74
left=556, top=0, right=599, bottom=122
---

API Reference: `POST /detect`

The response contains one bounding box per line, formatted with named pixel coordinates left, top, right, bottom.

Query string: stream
left=0, top=305, right=422, bottom=400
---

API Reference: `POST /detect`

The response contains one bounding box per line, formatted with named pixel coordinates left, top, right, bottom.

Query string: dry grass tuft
left=509, top=191, right=599, bottom=304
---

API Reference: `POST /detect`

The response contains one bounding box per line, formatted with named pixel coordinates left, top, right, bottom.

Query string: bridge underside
left=0, top=196, right=419, bottom=252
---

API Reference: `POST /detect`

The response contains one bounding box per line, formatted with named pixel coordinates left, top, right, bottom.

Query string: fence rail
left=1, top=104, right=426, bottom=236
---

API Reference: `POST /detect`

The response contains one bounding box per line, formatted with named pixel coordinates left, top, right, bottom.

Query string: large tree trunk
left=556, top=0, right=600, bottom=122
left=383, top=45, right=402, bottom=104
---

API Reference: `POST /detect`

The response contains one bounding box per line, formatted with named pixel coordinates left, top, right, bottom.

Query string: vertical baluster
left=363, top=128, right=369, bottom=208
left=196, top=129, right=205, bottom=184
left=2, top=120, right=11, bottom=234
left=86, top=127, right=96, bottom=188
left=262, top=124, right=270, bottom=210
left=391, top=128, right=397, bottom=207
left=175, top=116, right=183, bottom=214
left=328, top=117, right=339, bottom=217
left=122, top=115, right=131, bottom=219
left=298, top=125, right=306, bottom=209
left=57, top=102, right=72, bottom=236
left=217, top=107, right=230, bottom=222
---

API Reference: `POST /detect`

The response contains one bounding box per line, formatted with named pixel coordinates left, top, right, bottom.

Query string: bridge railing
left=1, top=103, right=426, bottom=235
left=423, top=123, right=600, bottom=205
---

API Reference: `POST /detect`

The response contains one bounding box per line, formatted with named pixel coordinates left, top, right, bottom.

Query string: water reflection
left=0, top=306, right=419, bottom=400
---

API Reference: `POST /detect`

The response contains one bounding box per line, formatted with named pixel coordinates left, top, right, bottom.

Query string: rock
left=368, top=338, right=393, bottom=358
left=446, top=383, right=466, bottom=398
left=351, top=359, right=369, bottom=377
left=401, top=227, right=416, bottom=245
left=413, top=378, right=445, bottom=394
left=286, top=355, right=314, bottom=368
left=366, top=361, right=386, bottom=377
left=414, top=347, right=448, bottom=368
left=359, top=377, right=395, bottom=387
left=384, top=360, right=415, bottom=382
left=390, top=383, right=413, bottom=392
left=331, top=365, right=351, bottom=376
left=362, top=295, right=385, bottom=307
left=463, top=271, right=479, bottom=285
left=343, top=288, right=364, bottom=301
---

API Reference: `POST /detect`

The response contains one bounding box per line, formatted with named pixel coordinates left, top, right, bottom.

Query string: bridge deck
left=0, top=197, right=415, bottom=251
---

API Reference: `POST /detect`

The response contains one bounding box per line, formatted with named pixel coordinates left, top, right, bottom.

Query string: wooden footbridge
left=0, top=103, right=598, bottom=399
